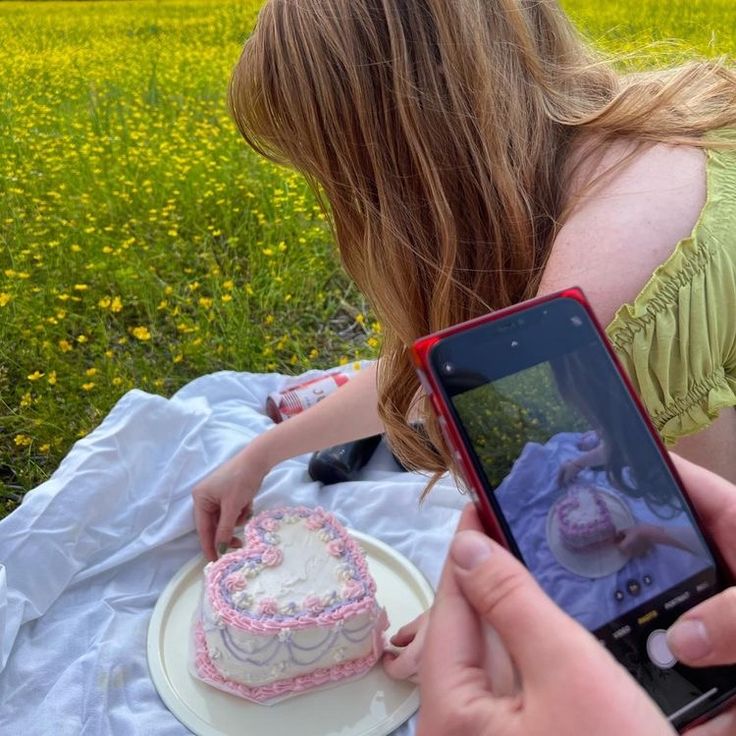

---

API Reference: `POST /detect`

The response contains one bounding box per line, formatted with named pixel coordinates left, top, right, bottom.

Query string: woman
left=194, top=0, right=736, bottom=561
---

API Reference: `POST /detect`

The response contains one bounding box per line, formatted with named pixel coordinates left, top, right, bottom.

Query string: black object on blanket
left=309, top=423, right=437, bottom=484
left=308, top=434, right=384, bottom=485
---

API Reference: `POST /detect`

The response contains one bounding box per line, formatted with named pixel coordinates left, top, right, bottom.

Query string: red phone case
left=411, top=288, right=702, bottom=549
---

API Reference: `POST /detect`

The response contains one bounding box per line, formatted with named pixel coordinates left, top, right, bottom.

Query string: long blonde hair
left=230, top=0, right=736, bottom=478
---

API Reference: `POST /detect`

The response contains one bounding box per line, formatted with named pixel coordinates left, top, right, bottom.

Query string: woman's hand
left=557, top=458, right=583, bottom=486
left=616, top=524, right=657, bottom=557
left=418, top=504, right=675, bottom=736
left=382, top=611, right=429, bottom=683
left=665, top=456, right=736, bottom=736
left=192, top=445, right=270, bottom=562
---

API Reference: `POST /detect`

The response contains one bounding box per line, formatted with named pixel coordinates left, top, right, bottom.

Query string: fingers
left=234, top=503, right=252, bottom=528
left=390, top=612, right=425, bottom=647
left=667, top=588, right=736, bottom=667
left=420, top=505, right=495, bottom=690
left=419, top=538, right=503, bottom=731
left=215, top=502, right=243, bottom=557
left=383, top=647, right=421, bottom=682
left=686, top=706, right=736, bottom=736
left=451, top=530, right=597, bottom=682
left=669, top=454, right=736, bottom=570
left=193, top=495, right=218, bottom=562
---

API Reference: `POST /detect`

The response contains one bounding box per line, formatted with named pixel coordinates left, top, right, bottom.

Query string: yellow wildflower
left=131, top=326, right=152, bottom=341
left=58, top=339, right=72, bottom=352
left=0, top=293, right=11, bottom=307
left=82, top=382, right=96, bottom=391
left=27, top=370, right=44, bottom=381
left=47, top=371, right=57, bottom=385
left=14, top=434, right=32, bottom=448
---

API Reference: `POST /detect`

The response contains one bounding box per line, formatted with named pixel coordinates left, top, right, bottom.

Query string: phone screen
left=428, top=296, right=736, bottom=728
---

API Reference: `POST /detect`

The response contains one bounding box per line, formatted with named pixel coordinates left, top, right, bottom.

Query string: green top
left=606, top=129, right=736, bottom=445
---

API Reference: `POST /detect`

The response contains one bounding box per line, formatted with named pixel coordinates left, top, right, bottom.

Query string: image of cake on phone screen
left=452, top=342, right=711, bottom=632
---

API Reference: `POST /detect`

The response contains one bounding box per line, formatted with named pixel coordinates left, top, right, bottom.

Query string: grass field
left=2, top=0, right=735, bottom=518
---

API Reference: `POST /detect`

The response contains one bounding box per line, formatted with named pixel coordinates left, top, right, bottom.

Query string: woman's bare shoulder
left=538, top=138, right=707, bottom=327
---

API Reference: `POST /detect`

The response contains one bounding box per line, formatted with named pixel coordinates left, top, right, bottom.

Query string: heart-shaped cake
left=191, top=506, right=388, bottom=704
left=556, top=483, right=616, bottom=551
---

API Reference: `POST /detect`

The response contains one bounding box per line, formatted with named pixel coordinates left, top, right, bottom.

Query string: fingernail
left=667, top=619, right=711, bottom=661
left=217, top=542, right=228, bottom=557
left=452, top=531, right=493, bottom=571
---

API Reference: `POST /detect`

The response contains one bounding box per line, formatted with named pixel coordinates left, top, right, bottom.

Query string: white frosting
left=566, top=488, right=603, bottom=525
left=246, top=523, right=341, bottom=605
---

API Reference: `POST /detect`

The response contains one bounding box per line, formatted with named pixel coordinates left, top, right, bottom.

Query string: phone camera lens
left=442, top=362, right=455, bottom=375
left=511, top=340, right=519, bottom=348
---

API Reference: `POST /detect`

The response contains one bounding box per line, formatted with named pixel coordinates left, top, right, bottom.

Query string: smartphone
left=412, top=288, right=736, bottom=731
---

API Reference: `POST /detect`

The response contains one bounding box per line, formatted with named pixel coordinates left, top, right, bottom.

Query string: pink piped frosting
left=225, top=574, right=247, bottom=593
left=342, top=579, right=364, bottom=600
left=258, top=597, right=279, bottom=616
left=304, top=595, right=325, bottom=615
left=326, top=539, right=344, bottom=557
left=261, top=546, right=283, bottom=567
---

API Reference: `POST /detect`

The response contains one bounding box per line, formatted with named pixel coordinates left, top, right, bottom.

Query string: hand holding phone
left=417, top=504, right=677, bottom=736
left=412, top=289, right=736, bottom=731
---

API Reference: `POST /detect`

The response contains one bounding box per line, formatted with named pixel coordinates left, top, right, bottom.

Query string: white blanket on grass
left=0, top=369, right=465, bottom=736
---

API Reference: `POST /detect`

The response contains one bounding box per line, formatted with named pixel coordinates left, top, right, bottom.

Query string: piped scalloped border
left=193, top=619, right=383, bottom=704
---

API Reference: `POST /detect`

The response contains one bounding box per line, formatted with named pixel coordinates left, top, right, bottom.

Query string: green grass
left=1, top=0, right=734, bottom=518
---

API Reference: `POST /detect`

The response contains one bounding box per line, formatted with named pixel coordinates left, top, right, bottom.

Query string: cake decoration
left=556, top=484, right=617, bottom=552
left=191, top=505, right=388, bottom=704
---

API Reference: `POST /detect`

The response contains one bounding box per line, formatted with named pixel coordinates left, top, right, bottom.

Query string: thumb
left=667, top=589, right=736, bottom=667
left=451, top=530, right=599, bottom=682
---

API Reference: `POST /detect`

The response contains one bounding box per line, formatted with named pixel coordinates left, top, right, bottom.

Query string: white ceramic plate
left=147, top=530, right=434, bottom=736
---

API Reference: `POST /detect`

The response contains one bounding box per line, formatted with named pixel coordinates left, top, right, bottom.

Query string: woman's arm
left=616, top=523, right=705, bottom=557
left=193, top=361, right=383, bottom=560
left=251, top=361, right=383, bottom=472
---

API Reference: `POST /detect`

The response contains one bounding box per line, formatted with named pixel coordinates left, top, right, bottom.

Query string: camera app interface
left=445, top=313, right=714, bottom=634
